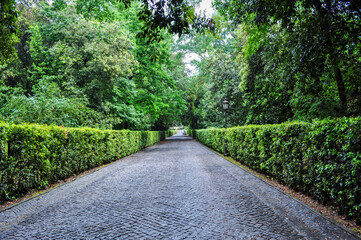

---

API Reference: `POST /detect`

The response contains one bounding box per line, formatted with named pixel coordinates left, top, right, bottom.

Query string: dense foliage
left=0, top=121, right=174, bottom=201
left=121, top=0, right=210, bottom=42
left=0, top=0, right=212, bottom=64
left=190, top=117, right=361, bottom=223
left=0, top=0, right=186, bottom=130
left=3, top=1, right=360, bottom=129
left=177, top=1, right=361, bottom=129
left=0, top=0, right=18, bottom=63
left=1, top=0, right=361, bottom=225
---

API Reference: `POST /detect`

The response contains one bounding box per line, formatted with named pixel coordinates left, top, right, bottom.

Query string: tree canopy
left=0, top=0, right=18, bottom=63
left=175, top=0, right=361, bottom=128
left=0, top=0, right=186, bottom=130
left=124, top=0, right=206, bottom=40
left=214, top=0, right=361, bottom=116
left=0, top=0, right=211, bottom=62
left=1, top=0, right=361, bottom=130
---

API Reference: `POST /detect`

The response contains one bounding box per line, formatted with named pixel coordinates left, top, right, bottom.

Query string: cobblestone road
left=0, top=132, right=359, bottom=239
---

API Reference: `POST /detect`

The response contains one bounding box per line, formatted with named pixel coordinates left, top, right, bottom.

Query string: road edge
left=191, top=137, right=361, bottom=239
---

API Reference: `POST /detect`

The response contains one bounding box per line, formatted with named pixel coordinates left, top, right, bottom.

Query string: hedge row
left=0, top=122, right=173, bottom=201
left=190, top=118, right=361, bottom=222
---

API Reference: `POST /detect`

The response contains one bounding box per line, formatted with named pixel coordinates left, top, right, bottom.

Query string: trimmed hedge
left=0, top=122, right=172, bottom=201
left=170, top=130, right=178, bottom=136
left=191, top=118, right=361, bottom=222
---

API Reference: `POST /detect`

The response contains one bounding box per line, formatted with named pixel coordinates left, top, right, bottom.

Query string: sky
left=181, top=0, right=215, bottom=75
left=196, top=0, right=215, bottom=17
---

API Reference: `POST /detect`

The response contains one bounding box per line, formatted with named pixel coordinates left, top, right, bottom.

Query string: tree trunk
left=335, top=66, right=347, bottom=114
left=315, top=2, right=348, bottom=115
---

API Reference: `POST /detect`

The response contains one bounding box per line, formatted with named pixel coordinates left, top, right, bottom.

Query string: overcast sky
left=195, top=0, right=215, bottom=17
left=180, top=0, right=215, bottom=76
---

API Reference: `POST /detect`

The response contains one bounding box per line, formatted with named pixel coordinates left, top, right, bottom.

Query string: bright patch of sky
left=195, top=0, right=215, bottom=17
left=180, top=0, right=215, bottom=76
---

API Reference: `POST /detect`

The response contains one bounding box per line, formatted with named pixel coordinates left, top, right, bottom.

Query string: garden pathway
left=0, top=132, right=359, bottom=239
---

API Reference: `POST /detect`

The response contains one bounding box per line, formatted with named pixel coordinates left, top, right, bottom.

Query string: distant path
left=0, top=132, right=359, bottom=239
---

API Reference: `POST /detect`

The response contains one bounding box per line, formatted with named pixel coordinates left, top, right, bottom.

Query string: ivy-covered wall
left=191, top=118, right=361, bottom=222
left=0, top=122, right=173, bottom=201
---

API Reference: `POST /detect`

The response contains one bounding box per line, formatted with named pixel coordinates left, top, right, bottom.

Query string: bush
left=0, top=122, right=171, bottom=201
left=192, top=117, right=361, bottom=222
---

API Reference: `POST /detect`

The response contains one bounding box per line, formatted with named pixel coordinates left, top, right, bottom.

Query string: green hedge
left=0, top=122, right=172, bottom=201
left=169, top=130, right=178, bottom=136
left=192, top=118, right=361, bottom=222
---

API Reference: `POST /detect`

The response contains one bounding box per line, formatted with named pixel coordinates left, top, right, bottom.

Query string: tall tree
left=121, top=0, right=210, bottom=42
left=215, top=0, right=361, bottom=116
left=1, top=0, right=211, bottom=63
left=0, top=0, right=188, bottom=129
left=0, top=0, right=18, bottom=63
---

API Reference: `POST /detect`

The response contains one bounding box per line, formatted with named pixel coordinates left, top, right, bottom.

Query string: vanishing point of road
left=0, top=132, right=359, bottom=239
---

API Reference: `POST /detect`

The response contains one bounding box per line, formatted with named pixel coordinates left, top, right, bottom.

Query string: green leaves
left=0, top=0, right=19, bottom=63
left=194, top=117, right=361, bottom=221
left=0, top=121, right=172, bottom=201
left=0, top=1, right=187, bottom=130
left=213, top=0, right=361, bottom=121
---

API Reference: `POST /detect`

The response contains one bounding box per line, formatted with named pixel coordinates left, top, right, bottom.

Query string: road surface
left=0, top=132, right=358, bottom=239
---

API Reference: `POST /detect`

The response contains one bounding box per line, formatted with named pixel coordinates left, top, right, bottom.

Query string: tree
left=0, top=0, right=18, bottom=63
left=131, top=30, right=186, bottom=130
left=215, top=0, right=361, bottom=117
left=1, top=0, right=211, bottom=63
left=121, top=0, right=210, bottom=42
left=173, top=16, right=248, bottom=128
left=0, top=0, right=188, bottom=129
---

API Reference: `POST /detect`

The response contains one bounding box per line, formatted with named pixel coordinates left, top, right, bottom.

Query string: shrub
left=192, top=117, right=361, bottom=222
left=0, top=122, right=171, bottom=201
